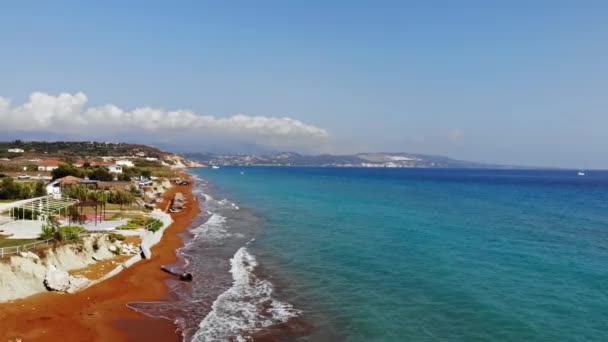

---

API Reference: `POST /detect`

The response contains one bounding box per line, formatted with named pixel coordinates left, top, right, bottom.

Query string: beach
left=0, top=178, right=199, bottom=341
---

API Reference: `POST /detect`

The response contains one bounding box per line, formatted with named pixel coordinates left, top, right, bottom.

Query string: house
left=115, top=160, right=135, bottom=167
left=107, top=164, right=123, bottom=174
left=7, top=148, right=24, bottom=153
left=45, top=175, right=84, bottom=198
left=73, top=161, right=123, bottom=173
left=38, top=160, right=63, bottom=172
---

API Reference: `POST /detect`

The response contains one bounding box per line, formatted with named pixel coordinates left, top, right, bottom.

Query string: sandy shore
left=0, top=178, right=200, bottom=342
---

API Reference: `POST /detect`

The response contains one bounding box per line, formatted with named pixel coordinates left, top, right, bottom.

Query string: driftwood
left=161, top=266, right=193, bottom=282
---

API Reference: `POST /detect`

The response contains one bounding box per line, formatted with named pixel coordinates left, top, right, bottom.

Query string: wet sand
left=0, top=179, right=200, bottom=342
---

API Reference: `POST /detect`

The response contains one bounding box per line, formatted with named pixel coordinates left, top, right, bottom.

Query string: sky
left=0, top=1, right=607, bottom=168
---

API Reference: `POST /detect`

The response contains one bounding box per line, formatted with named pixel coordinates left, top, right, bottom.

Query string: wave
left=189, top=213, right=233, bottom=242
left=201, top=193, right=240, bottom=211
left=191, top=247, right=300, bottom=341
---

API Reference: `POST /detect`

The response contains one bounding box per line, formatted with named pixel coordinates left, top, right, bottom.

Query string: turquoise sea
left=180, top=167, right=608, bottom=341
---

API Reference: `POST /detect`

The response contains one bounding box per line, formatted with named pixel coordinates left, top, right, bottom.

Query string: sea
left=130, top=167, right=608, bottom=341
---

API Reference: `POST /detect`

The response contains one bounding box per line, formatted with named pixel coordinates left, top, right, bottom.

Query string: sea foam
left=191, top=247, right=300, bottom=341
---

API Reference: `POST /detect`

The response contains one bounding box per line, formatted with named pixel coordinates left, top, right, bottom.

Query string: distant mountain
left=183, top=152, right=505, bottom=168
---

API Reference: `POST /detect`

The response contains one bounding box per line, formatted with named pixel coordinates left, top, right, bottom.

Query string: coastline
left=0, top=174, right=200, bottom=341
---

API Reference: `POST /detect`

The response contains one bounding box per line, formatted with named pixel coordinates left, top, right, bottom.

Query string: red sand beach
left=0, top=178, right=200, bottom=342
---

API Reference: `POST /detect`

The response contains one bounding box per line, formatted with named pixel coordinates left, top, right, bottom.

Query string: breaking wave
left=191, top=247, right=300, bottom=341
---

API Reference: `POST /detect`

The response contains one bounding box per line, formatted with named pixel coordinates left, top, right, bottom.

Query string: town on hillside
left=0, top=141, right=198, bottom=262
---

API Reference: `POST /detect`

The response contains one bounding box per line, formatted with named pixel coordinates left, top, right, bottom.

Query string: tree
left=141, top=169, right=152, bottom=179
left=118, top=173, right=131, bottom=181
left=51, top=163, right=82, bottom=180
left=88, top=167, right=113, bottom=181
left=33, top=181, right=46, bottom=197
left=68, top=205, right=83, bottom=225
left=0, top=177, right=20, bottom=199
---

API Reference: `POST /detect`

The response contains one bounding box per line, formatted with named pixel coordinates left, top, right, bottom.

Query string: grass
left=0, top=235, right=39, bottom=248
left=78, top=203, right=141, bottom=214
left=0, top=199, right=18, bottom=203
left=116, top=215, right=148, bottom=230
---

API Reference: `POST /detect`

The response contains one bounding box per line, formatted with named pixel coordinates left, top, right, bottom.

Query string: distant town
left=184, top=151, right=502, bottom=169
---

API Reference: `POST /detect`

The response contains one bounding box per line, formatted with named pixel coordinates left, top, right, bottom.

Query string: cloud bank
left=0, top=92, right=331, bottom=152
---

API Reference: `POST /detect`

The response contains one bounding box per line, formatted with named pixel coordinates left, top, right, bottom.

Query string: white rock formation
left=43, top=265, right=71, bottom=292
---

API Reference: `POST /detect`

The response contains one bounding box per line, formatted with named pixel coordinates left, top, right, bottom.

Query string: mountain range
left=183, top=152, right=509, bottom=168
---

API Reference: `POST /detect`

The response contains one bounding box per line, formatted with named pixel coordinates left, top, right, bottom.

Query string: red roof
left=39, top=160, right=63, bottom=166
left=56, top=176, right=83, bottom=184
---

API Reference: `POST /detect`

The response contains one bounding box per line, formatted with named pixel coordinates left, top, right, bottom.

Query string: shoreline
left=0, top=175, right=200, bottom=341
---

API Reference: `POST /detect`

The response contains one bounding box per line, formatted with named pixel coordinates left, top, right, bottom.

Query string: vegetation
left=0, top=178, right=46, bottom=200
left=117, top=215, right=148, bottom=230
left=58, top=226, right=85, bottom=241
left=62, top=185, right=136, bottom=207
left=0, top=140, right=168, bottom=159
left=39, top=215, right=84, bottom=241
left=108, top=232, right=126, bottom=242
left=0, top=236, right=39, bottom=248
left=146, top=218, right=163, bottom=233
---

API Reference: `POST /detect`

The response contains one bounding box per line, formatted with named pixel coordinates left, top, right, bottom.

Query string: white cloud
left=0, top=92, right=331, bottom=151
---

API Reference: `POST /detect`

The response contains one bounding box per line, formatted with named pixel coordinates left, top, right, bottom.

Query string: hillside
left=0, top=141, right=201, bottom=169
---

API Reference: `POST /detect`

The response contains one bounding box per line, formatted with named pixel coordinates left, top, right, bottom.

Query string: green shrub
left=108, top=232, right=126, bottom=242
left=58, top=226, right=84, bottom=241
left=146, top=218, right=163, bottom=232
left=39, top=224, right=55, bottom=240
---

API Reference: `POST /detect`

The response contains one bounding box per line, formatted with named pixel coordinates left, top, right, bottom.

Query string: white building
left=107, top=164, right=123, bottom=174
left=38, top=160, right=62, bottom=172
left=115, top=160, right=135, bottom=167
left=7, top=148, right=24, bottom=153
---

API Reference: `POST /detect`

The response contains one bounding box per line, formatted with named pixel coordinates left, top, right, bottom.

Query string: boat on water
left=577, top=170, right=585, bottom=176
left=211, top=165, right=220, bottom=169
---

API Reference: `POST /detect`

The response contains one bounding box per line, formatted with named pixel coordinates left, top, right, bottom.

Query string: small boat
left=577, top=170, right=585, bottom=176
left=211, top=165, right=220, bottom=169
left=240, top=171, right=245, bottom=175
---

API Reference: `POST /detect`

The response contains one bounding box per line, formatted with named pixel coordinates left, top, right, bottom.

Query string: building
left=38, top=160, right=63, bottom=172
left=107, top=164, right=123, bottom=174
left=45, top=175, right=84, bottom=198
left=73, top=161, right=123, bottom=174
left=7, top=148, right=24, bottom=153
left=115, top=160, right=135, bottom=167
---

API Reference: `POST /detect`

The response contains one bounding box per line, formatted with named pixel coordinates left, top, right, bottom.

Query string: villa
left=37, top=160, right=63, bottom=172
left=73, top=161, right=123, bottom=174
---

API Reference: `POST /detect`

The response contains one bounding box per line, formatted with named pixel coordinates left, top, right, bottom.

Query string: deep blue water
left=192, top=167, right=608, bottom=341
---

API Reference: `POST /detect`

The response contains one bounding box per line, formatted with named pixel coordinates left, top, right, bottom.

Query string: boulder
left=44, top=265, right=70, bottom=292
left=66, top=275, right=91, bottom=293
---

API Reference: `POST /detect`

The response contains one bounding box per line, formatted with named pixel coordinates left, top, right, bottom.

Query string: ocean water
left=134, top=167, right=608, bottom=341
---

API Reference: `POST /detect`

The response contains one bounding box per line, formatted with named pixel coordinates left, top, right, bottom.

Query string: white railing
left=0, top=238, right=55, bottom=258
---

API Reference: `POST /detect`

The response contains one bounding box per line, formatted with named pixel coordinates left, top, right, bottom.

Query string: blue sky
left=0, top=1, right=607, bottom=168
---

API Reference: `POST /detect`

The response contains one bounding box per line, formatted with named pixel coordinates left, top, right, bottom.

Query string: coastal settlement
left=0, top=141, right=202, bottom=302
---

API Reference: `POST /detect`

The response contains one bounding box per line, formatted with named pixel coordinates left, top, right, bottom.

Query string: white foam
left=190, top=213, right=232, bottom=242
left=191, top=247, right=300, bottom=342
left=201, top=192, right=240, bottom=211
